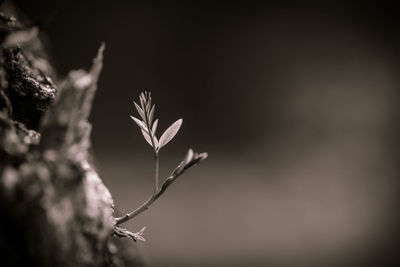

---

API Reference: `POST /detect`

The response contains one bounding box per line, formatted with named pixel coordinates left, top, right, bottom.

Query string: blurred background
left=12, top=1, right=400, bottom=266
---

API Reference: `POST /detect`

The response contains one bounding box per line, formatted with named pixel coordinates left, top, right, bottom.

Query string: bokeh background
left=12, top=1, right=400, bottom=266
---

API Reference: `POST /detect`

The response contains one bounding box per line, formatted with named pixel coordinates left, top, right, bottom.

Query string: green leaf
left=159, top=119, right=183, bottom=149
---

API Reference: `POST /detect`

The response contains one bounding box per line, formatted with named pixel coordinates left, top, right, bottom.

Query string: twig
left=154, top=154, right=159, bottom=192
left=115, top=173, right=177, bottom=225
left=115, top=149, right=207, bottom=225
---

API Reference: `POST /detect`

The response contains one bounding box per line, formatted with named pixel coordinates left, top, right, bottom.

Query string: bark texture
left=0, top=4, right=142, bottom=267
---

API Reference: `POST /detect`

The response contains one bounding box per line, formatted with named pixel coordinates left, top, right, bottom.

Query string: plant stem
left=115, top=150, right=206, bottom=225
left=115, top=173, right=176, bottom=225
left=141, top=98, right=159, bottom=193
left=154, top=153, right=159, bottom=193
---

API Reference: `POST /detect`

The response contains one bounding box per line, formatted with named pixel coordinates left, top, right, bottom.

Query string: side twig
left=115, top=148, right=207, bottom=225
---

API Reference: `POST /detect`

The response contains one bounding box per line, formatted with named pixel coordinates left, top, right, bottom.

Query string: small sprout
left=114, top=91, right=208, bottom=238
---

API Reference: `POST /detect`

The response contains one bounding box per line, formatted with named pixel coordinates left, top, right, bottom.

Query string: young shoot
left=114, top=91, right=207, bottom=242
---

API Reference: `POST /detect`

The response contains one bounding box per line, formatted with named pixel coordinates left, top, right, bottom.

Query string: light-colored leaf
left=145, top=99, right=151, bottom=113
left=197, top=152, right=208, bottom=161
left=159, top=119, right=183, bottom=149
left=184, top=148, right=194, bottom=164
left=152, top=119, right=158, bottom=134
left=139, top=93, right=145, bottom=108
left=134, top=101, right=146, bottom=121
left=141, top=129, right=153, bottom=147
left=130, top=116, right=148, bottom=132
left=141, top=129, right=158, bottom=149
left=148, top=104, right=155, bottom=123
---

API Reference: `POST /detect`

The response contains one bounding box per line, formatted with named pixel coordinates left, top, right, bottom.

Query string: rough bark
left=0, top=5, right=142, bottom=267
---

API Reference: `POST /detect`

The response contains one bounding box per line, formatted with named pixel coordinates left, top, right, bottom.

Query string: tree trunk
left=0, top=4, right=142, bottom=267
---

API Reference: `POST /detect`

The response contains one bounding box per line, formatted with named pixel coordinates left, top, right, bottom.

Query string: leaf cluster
left=130, top=92, right=182, bottom=153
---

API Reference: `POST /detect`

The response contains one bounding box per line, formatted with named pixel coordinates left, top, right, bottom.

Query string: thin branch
left=115, top=173, right=179, bottom=225
left=154, top=154, right=159, bottom=193
left=115, top=150, right=207, bottom=225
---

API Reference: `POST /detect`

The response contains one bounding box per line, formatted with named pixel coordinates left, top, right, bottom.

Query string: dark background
left=11, top=1, right=400, bottom=266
